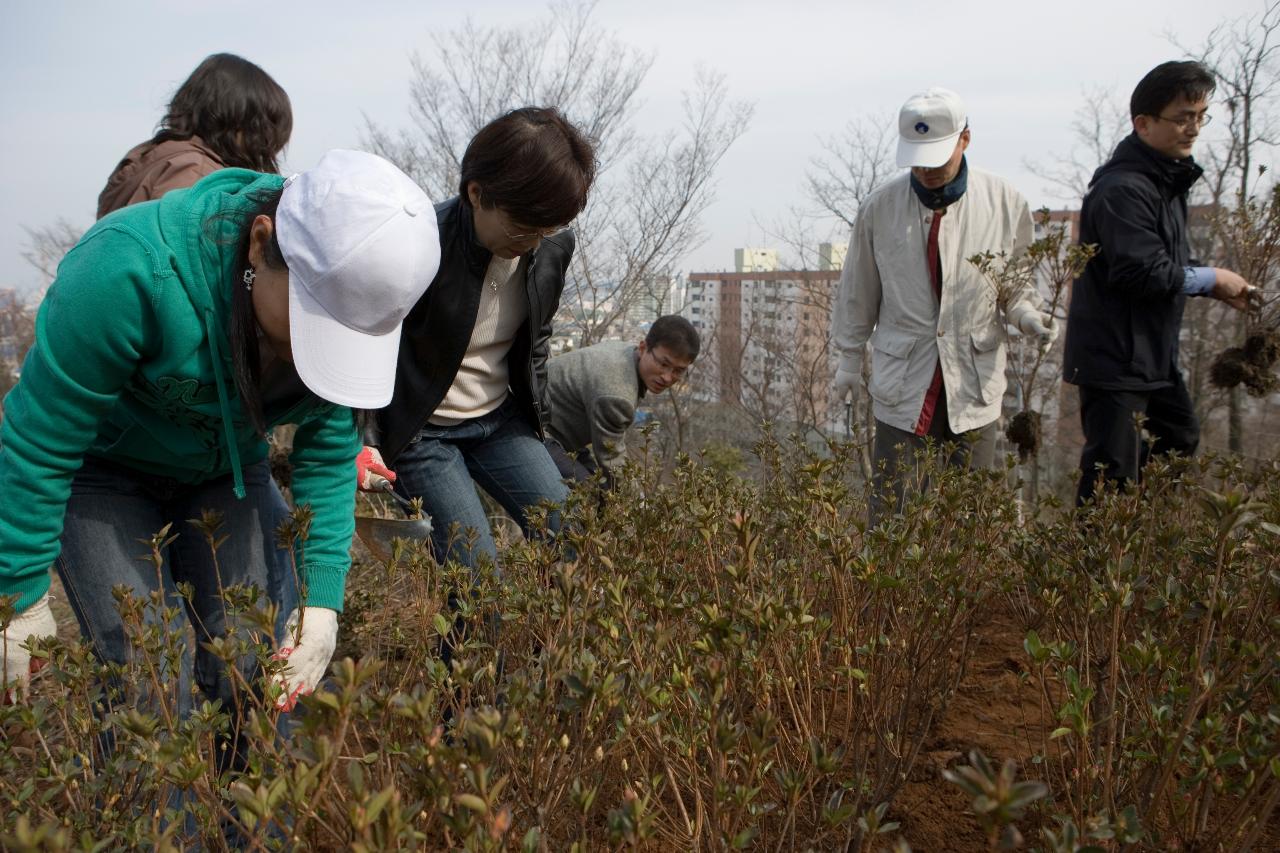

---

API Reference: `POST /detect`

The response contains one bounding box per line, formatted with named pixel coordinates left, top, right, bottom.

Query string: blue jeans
left=56, top=455, right=291, bottom=769
left=393, top=397, right=568, bottom=571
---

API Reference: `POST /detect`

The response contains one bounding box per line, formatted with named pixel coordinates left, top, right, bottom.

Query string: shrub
left=2, top=439, right=1275, bottom=850
left=1012, top=455, right=1280, bottom=850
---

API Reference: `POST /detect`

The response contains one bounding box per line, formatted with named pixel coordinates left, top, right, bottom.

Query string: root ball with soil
left=1004, top=410, right=1042, bottom=462
left=1209, top=325, right=1280, bottom=396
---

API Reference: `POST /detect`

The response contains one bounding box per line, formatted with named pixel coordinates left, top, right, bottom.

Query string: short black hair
left=155, top=54, right=292, bottom=173
left=645, top=315, right=701, bottom=360
left=459, top=107, right=597, bottom=228
left=1130, top=61, right=1216, bottom=119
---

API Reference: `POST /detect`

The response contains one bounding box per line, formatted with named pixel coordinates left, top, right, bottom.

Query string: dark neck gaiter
left=910, top=155, right=969, bottom=210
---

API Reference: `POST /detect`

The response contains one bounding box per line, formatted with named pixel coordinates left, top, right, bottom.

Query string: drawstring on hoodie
left=203, top=307, right=246, bottom=499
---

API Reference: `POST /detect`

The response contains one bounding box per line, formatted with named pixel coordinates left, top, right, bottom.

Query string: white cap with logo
left=896, top=88, right=968, bottom=169
left=276, top=149, right=440, bottom=409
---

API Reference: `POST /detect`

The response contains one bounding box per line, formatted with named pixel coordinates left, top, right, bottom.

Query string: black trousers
left=544, top=437, right=596, bottom=483
left=1075, top=375, right=1199, bottom=506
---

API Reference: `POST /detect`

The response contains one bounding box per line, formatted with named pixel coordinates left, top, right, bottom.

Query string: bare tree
left=806, top=112, right=897, bottom=228
left=21, top=219, right=83, bottom=285
left=364, top=0, right=752, bottom=347
left=1176, top=2, right=1280, bottom=203
left=0, top=290, right=39, bottom=414
left=571, top=68, right=752, bottom=343
left=1024, top=85, right=1129, bottom=203
left=804, top=114, right=898, bottom=476
left=3, top=220, right=81, bottom=408
left=1172, top=1, right=1280, bottom=453
left=363, top=0, right=650, bottom=200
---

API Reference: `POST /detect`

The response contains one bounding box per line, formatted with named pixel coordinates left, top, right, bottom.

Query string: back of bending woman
left=98, top=52, right=292, bottom=218
left=362, top=107, right=596, bottom=582
left=0, top=151, right=439, bottom=746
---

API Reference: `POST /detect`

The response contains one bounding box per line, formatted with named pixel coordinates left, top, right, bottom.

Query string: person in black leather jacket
left=361, top=107, right=596, bottom=579
left=1063, top=61, right=1254, bottom=506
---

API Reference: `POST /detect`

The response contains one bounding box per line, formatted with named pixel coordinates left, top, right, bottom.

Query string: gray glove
left=833, top=352, right=864, bottom=405
left=833, top=367, right=860, bottom=403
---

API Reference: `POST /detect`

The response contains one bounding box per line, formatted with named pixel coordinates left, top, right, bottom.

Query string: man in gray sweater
left=545, top=315, right=700, bottom=485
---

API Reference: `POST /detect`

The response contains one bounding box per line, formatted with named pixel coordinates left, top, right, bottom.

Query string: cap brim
left=896, top=131, right=960, bottom=168
left=288, top=279, right=402, bottom=409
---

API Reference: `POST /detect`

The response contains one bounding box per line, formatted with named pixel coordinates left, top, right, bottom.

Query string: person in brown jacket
left=95, top=53, right=295, bottom=642
left=97, top=53, right=292, bottom=218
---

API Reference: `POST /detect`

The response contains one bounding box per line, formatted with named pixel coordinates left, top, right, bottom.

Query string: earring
left=242, top=267, right=256, bottom=291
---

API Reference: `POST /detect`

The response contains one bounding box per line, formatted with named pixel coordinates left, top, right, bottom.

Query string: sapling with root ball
left=1206, top=178, right=1280, bottom=397
left=970, top=211, right=1097, bottom=499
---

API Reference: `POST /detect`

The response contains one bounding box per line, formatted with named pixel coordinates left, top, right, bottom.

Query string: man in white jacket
left=831, top=88, right=1055, bottom=519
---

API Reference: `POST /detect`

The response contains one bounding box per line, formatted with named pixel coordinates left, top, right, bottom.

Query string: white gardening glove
left=273, top=606, right=338, bottom=711
left=834, top=350, right=865, bottom=407
left=3, top=593, right=57, bottom=703
left=356, top=446, right=396, bottom=492
left=1016, top=309, right=1059, bottom=352
left=833, top=367, right=860, bottom=403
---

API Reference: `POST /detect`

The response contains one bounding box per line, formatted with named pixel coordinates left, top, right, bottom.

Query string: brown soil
left=892, top=610, right=1050, bottom=850
left=892, top=609, right=1280, bottom=852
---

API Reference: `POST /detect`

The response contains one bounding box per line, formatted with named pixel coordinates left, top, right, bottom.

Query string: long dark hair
left=225, top=189, right=286, bottom=436
left=154, top=53, right=292, bottom=173
left=459, top=106, right=597, bottom=227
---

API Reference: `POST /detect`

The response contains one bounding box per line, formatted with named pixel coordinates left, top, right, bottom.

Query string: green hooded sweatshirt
left=0, top=169, right=360, bottom=613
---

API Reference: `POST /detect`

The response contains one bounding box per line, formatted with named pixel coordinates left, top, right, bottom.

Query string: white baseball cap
left=276, top=149, right=440, bottom=409
left=896, top=88, right=968, bottom=168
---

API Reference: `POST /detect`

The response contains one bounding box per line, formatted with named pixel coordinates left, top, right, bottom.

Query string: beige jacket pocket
left=968, top=327, right=1006, bottom=405
left=869, top=326, right=918, bottom=406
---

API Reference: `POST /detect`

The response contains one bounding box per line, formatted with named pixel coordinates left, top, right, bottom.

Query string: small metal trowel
left=353, top=482, right=433, bottom=563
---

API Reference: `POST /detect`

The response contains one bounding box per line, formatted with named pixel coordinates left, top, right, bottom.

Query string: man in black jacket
left=1064, top=61, right=1254, bottom=506
left=358, top=107, right=596, bottom=573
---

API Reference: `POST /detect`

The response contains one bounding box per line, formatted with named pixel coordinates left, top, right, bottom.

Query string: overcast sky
left=0, top=0, right=1265, bottom=293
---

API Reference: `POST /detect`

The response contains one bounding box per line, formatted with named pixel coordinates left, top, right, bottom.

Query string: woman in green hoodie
left=0, top=150, right=440, bottom=733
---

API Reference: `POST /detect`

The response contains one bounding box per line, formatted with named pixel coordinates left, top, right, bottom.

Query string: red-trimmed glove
left=356, top=446, right=396, bottom=492
left=273, top=607, right=338, bottom=711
